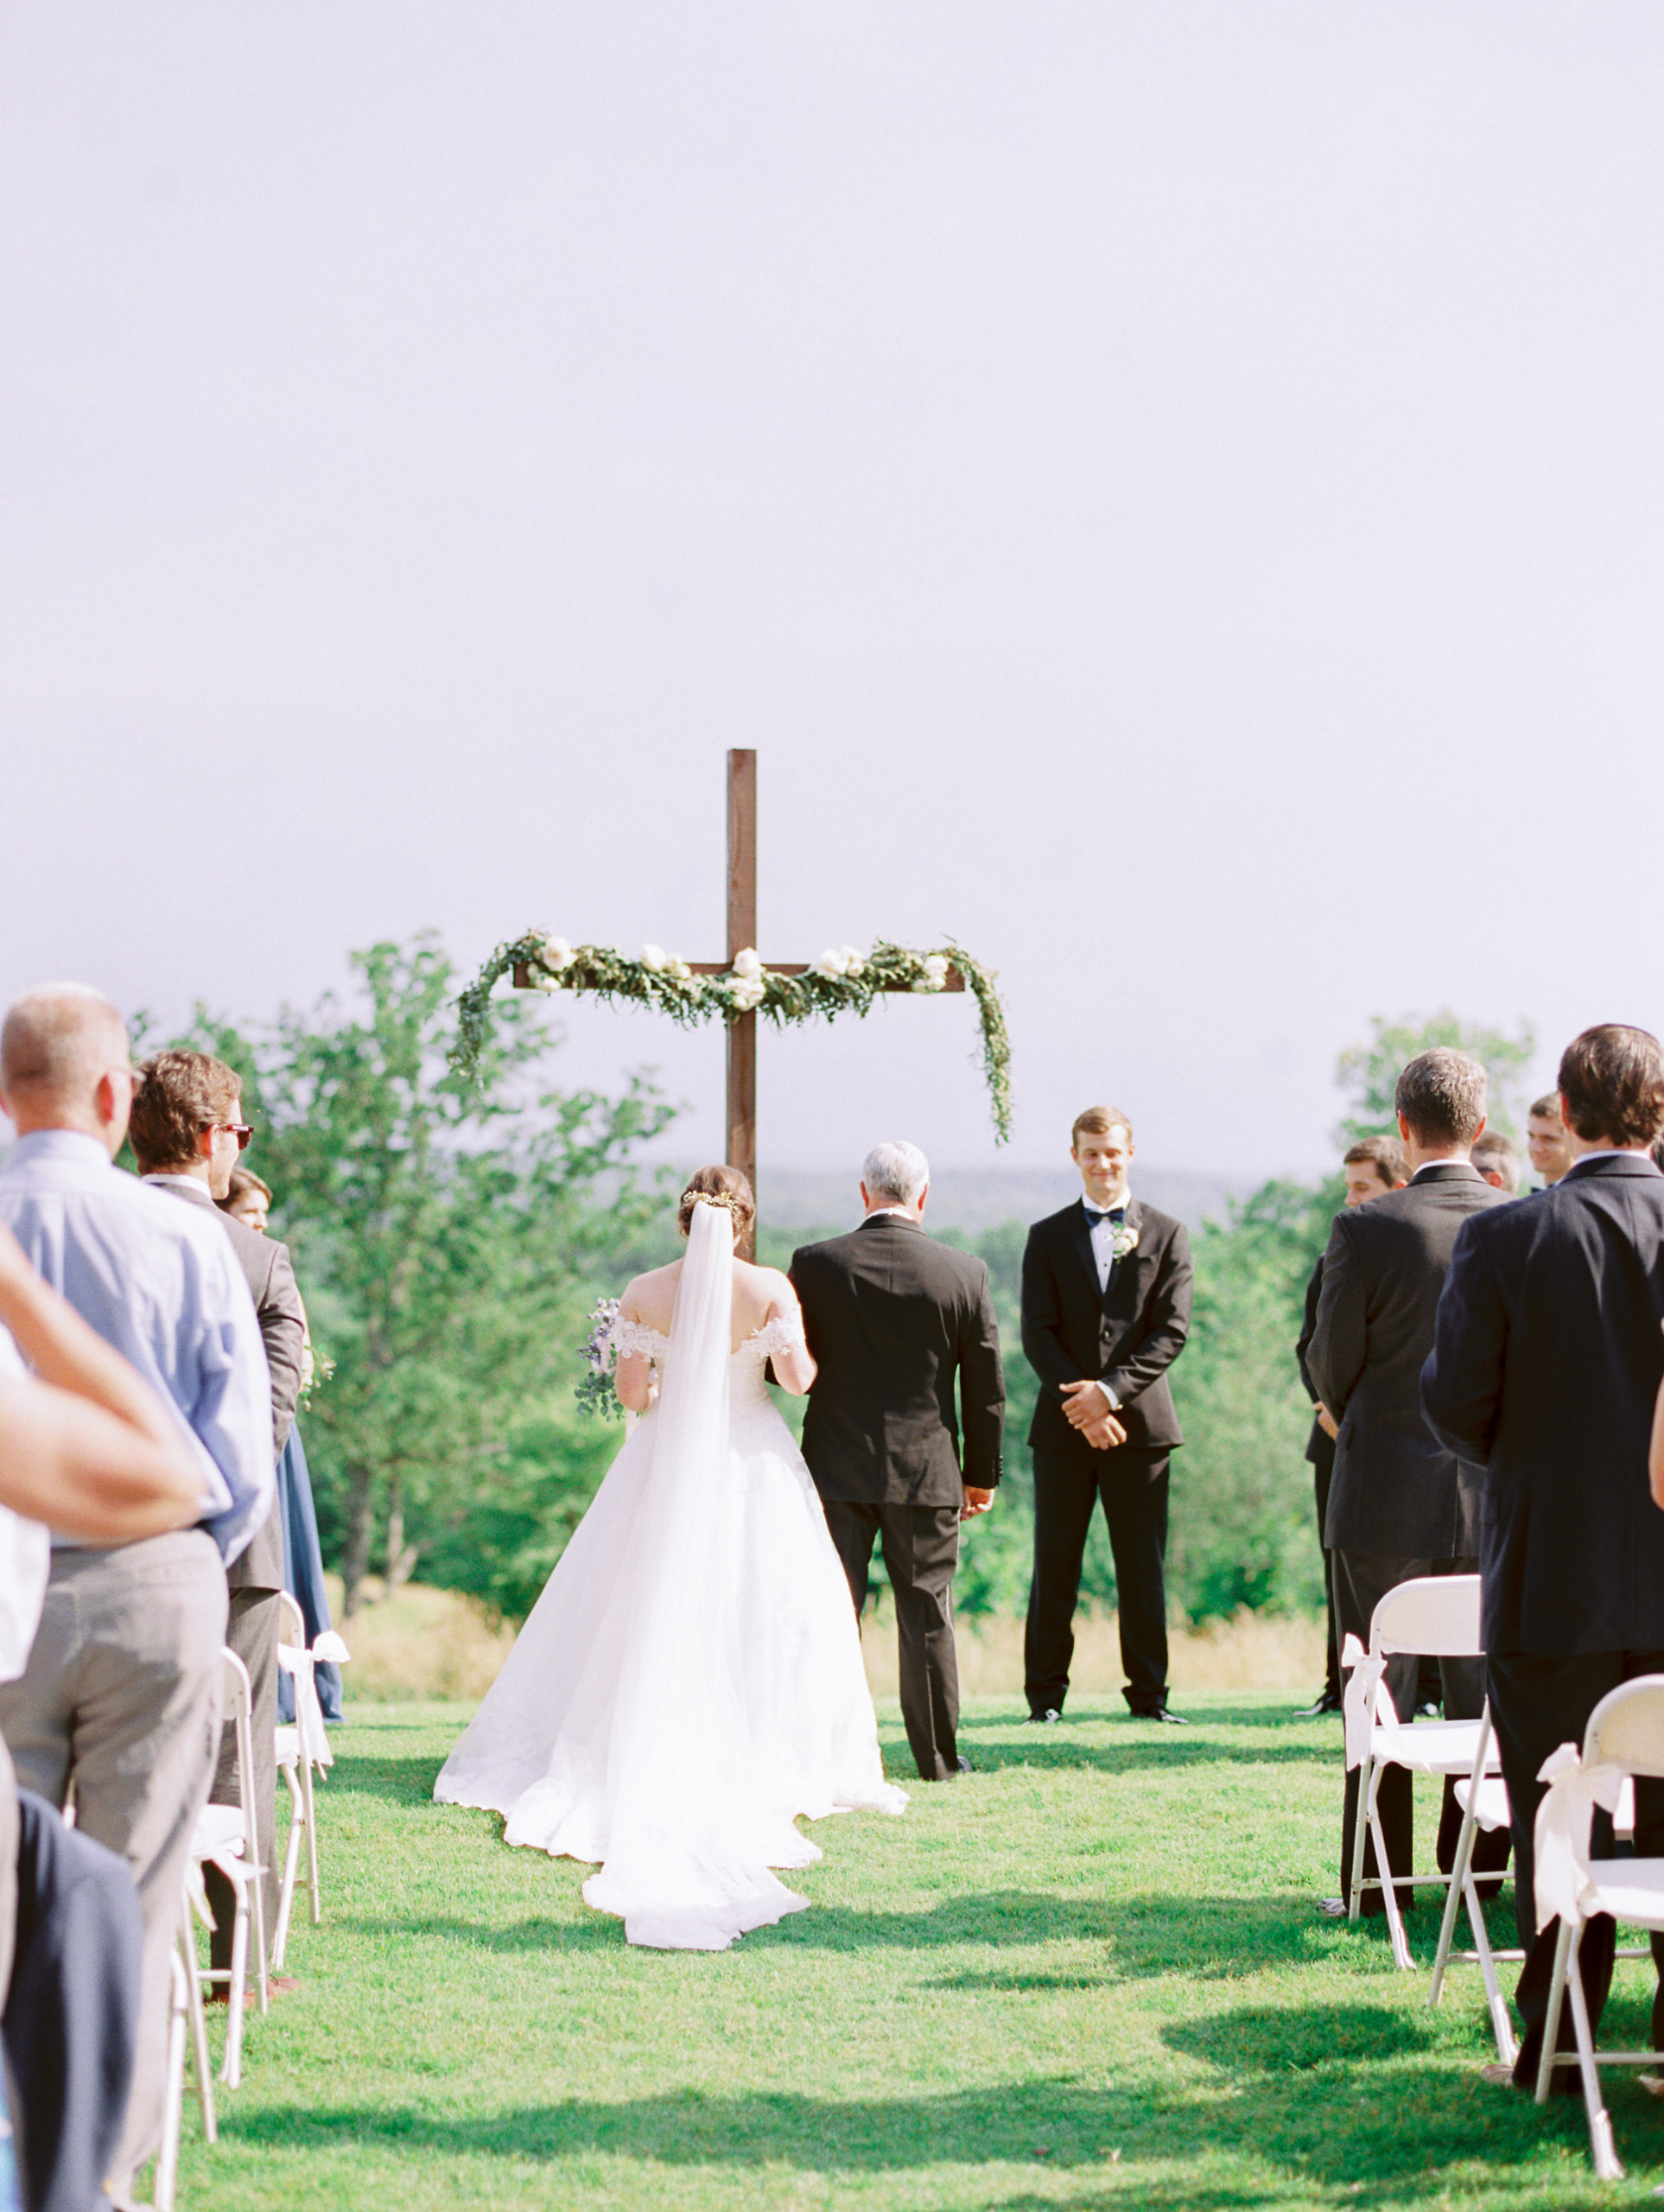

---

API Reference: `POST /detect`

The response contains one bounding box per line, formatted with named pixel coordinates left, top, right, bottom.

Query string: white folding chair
left=1432, top=1765, right=1642, bottom=2065
left=154, top=1948, right=191, bottom=2212
left=184, top=1646, right=270, bottom=2088
left=1532, top=1674, right=1664, bottom=2181
left=1343, top=1574, right=1501, bottom=1971
left=274, top=1593, right=321, bottom=1967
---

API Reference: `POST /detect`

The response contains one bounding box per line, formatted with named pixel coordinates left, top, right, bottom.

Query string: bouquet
left=575, top=1297, right=625, bottom=1421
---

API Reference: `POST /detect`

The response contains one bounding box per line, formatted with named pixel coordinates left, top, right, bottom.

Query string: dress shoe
left=1414, top=1699, right=1441, bottom=1719
left=955, top=1754, right=972, bottom=1774
left=1027, top=1707, right=1062, bottom=1725
left=1317, top=1897, right=1348, bottom=1917
left=1293, top=1689, right=1343, bottom=1719
left=1132, top=1706, right=1190, bottom=1726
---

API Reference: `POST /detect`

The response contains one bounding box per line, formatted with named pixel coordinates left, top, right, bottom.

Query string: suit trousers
left=1487, top=1649, right=1664, bottom=2089
left=1331, top=1548, right=1509, bottom=1914
left=1026, top=1446, right=1170, bottom=1715
left=4, top=1786, right=143, bottom=2212
left=1312, top=1453, right=1341, bottom=1704
left=0, top=1529, right=227, bottom=2198
left=206, top=1584, right=280, bottom=1974
left=822, top=1501, right=961, bottom=1781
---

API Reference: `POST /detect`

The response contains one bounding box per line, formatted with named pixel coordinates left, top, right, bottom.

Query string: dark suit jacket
left=1308, top=1162, right=1508, bottom=1558
left=1296, top=1253, right=1334, bottom=1474
left=1021, top=1196, right=1192, bottom=1454
left=791, top=1216, right=1004, bottom=1507
left=1421, top=1153, right=1664, bottom=1655
left=145, top=1176, right=306, bottom=1590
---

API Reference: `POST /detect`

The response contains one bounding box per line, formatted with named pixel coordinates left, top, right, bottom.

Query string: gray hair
left=861, top=1140, right=930, bottom=1205
left=1394, top=1048, right=1488, bottom=1147
left=1, top=984, right=129, bottom=1099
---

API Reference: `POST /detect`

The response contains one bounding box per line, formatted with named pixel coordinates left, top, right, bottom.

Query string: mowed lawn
left=173, top=1694, right=1664, bottom=2210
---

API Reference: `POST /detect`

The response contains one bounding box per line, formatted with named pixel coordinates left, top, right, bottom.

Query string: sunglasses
left=207, top=1122, right=254, bottom=1152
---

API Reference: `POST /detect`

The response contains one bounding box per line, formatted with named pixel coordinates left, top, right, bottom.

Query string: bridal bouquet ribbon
left=451, top=933, right=1013, bottom=1143
left=1340, top=1633, right=1392, bottom=1771
left=1532, top=1742, right=1627, bottom=1932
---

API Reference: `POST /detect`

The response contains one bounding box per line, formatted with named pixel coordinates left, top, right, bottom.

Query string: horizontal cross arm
left=511, top=961, right=965, bottom=993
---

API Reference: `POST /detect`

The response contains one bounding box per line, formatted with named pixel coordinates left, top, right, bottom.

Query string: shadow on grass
left=224, top=2065, right=1591, bottom=2194
left=328, top=1757, right=454, bottom=1807
left=954, top=1735, right=1326, bottom=1776
left=1163, top=1999, right=1439, bottom=2071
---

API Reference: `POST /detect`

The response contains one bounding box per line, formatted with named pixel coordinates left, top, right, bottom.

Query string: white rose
left=670, top=959, right=691, bottom=982
left=537, top=934, right=575, bottom=973
left=732, top=947, right=762, bottom=980
left=841, top=945, right=866, bottom=976
left=642, top=944, right=669, bottom=973
left=814, top=950, right=848, bottom=979
left=922, top=954, right=949, bottom=990
left=730, top=978, right=765, bottom=1010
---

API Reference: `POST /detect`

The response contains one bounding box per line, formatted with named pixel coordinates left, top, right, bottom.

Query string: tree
left=1336, top=1010, right=1536, bottom=1142
left=178, top=935, right=676, bottom=1614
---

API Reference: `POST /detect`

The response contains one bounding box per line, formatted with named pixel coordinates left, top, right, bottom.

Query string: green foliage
left=1167, top=1178, right=1337, bottom=1623
left=173, top=934, right=677, bottom=1615
left=1337, top=1009, right=1537, bottom=1142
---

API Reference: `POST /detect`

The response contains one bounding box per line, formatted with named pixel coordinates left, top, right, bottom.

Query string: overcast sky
left=5, top=6, right=1663, bottom=1185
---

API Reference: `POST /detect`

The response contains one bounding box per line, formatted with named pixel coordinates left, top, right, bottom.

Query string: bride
left=433, top=1164, right=906, bottom=1949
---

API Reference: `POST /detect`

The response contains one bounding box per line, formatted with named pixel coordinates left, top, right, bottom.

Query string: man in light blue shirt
left=0, top=982, right=272, bottom=2207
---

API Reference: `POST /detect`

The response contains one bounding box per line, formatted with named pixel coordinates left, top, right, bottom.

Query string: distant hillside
left=751, top=1164, right=1248, bottom=1235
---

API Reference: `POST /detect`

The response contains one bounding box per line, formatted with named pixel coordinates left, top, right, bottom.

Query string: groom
left=791, top=1141, right=1005, bottom=1782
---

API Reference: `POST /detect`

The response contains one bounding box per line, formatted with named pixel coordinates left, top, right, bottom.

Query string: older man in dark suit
left=130, top=1050, right=306, bottom=1992
left=1424, top=1023, right=1664, bottom=2089
left=791, top=1141, right=1005, bottom=1783
left=1020, top=1104, right=1193, bottom=1726
left=1308, top=1050, right=1510, bottom=1915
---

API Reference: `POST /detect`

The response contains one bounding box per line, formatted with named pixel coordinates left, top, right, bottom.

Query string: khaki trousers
left=0, top=1529, right=227, bottom=2198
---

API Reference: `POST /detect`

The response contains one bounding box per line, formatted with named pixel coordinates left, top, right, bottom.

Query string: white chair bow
left=1341, top=1632, right=1389, bottom=1772
left=1532, top=1741, right=1626, bottom=1934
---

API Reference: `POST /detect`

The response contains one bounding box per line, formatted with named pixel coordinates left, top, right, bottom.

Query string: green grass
left=175, top=1695, right=1664, bottom=2209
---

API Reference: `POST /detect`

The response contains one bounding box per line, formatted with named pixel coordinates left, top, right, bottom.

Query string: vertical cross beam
left=726, top=748, right=759, bottom=1256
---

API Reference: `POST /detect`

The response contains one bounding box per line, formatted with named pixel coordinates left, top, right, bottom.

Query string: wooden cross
left=515, top=749, right=964, bottom=1257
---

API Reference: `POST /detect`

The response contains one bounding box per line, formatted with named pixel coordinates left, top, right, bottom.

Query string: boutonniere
left=1110, top=1223, right=1140, bottom=1262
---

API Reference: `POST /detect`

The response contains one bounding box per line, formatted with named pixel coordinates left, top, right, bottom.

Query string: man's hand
left=960, top=1485, right=995, bottom=1522
left=1316, top=1402, right=1339, bottom=1440
left=1060, top=1378, right=1116, bottom=1431
left=1079, top=1414, right=1126, bottom=1451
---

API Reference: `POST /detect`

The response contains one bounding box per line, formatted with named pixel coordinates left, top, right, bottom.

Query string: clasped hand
left=1060, top=1378, right=1125, bottom=1452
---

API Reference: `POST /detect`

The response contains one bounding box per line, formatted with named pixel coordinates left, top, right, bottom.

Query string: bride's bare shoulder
left=621, top=1260, right=681, bottom=1330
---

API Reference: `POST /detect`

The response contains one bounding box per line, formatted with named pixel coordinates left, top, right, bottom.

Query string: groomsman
left=1526, top=1093, right=1574, bottom=1188
left=1470, top=1132, right=1522, bottom=1194
left=1021, top=1106, right=1193, bottom=1725
left=1424, top=1025, right=1664, bottom=2089
left=1308, top=1050, right=1508, bottom=1916
left=1293, top=1135, right=1407, bottom=1719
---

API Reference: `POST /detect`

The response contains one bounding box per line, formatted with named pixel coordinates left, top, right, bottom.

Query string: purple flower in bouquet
left=575, top=1296, right=626, bottom=1420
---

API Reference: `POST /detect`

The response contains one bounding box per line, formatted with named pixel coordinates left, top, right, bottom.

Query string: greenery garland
left=452, top=931, right=1013, bottom=1143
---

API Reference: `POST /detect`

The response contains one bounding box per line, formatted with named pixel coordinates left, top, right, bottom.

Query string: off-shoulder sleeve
left=613, top=1319, right=672, bottom=1361
left=750, top=1315, right=807, bottom=1361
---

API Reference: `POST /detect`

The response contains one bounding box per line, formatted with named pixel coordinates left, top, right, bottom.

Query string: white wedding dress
left=433, top=1199, right=906, bottom=1950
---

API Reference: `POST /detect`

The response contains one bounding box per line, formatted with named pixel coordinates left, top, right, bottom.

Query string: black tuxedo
left=1307, top=1161, right=1510, bottom=1911
left=1019, top=1195, right=1192, bottom=1715
left=1422, top=1153, right=1664, bottom=2078
left=1295, top=1254, right=1340, bottom=1703
left=791, top=1216, right=1004, bottom=1779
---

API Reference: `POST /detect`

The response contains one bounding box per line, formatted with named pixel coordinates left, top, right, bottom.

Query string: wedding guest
left=0, top=985, right=272, bottom=2204
left=1308, top=1051, right=1508, bottom=1917
left=1292, top=1135, right=1407, bottom=1719
left=0, top=1220, right=201, bottom=2212
left=1526, top=1093, right=1574, bottom=1187
left=221, top=1166, right=270, bottom=1232
left=1020, top=1106, right=1193, bottom=1726
left=130, top=1050, right=306, bottom=1998
left=217, top=1166, right=343, bottom=1721
left=1425, top=1024, right=1664, bottom=2092
left=792, top=1143, right=1004, bottom=1781
left=1470, top=1132, right=1522, bottom=1194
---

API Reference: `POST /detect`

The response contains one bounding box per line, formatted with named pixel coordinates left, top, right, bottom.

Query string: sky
left=4, top=6, right=1664, bottom=1185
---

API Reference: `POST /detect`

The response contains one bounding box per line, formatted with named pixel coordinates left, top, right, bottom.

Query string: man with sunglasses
left=0, top=987, right=271, bottom=2209
left=130, top=1050, right=306, bottom=2005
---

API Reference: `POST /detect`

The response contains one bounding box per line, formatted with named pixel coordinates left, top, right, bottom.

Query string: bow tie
left=1084, top=1207, right=1126, bottom=1229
